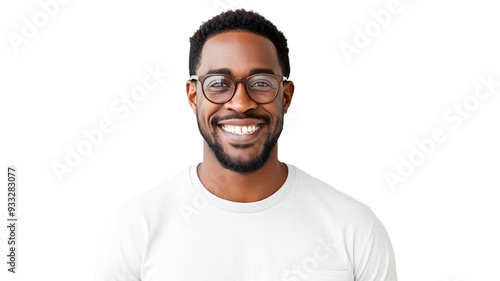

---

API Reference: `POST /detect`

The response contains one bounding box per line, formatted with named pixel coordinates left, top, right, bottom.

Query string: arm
left=94, top=210, right=142, bottom=281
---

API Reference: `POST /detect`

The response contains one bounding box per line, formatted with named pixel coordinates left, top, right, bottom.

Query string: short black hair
left=189, top=9, right=290, bottom=77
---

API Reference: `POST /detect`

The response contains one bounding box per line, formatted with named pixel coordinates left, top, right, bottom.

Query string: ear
left=282, top=81, right=294, bottom=114
left=186, top=80, right=198, bottom=115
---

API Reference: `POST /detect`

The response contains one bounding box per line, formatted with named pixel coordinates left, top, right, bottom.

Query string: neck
left=197, top=142, right=288, bottom=203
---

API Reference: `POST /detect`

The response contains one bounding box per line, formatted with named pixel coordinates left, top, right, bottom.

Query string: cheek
left=265, top=103, right=284, bottom=122
left=198, top=103, right=220, bottom=128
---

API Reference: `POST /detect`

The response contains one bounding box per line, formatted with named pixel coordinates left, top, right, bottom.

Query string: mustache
left=211, top=112, right=271, bottom=126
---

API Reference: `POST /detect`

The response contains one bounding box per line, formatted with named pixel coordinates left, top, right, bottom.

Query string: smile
left=221, top=124, right=263, bottom=135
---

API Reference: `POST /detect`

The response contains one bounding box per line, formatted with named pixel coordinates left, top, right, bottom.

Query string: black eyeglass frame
left=190, top=73, right=288, bottom=104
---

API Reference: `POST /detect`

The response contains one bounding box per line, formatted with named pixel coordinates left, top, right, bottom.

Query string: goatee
left=197, top=110, right=283, bottom=173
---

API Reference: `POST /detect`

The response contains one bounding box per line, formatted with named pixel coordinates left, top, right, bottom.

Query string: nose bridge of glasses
left=231, top=77, right=254, bottom=102
left=233, top=77, right=249, bottom=90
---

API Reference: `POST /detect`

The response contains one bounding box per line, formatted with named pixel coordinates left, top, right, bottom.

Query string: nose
left=223, top=81, right=258, bottom=112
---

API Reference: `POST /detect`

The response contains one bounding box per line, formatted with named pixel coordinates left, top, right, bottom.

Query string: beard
left=197, top=109, right=284, bottom=173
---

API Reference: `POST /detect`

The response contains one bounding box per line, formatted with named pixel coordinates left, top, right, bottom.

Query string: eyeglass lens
left=203, top=75, right=279, bottom=103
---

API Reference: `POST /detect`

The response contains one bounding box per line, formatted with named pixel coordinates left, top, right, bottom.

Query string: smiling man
left=95, top=9, right=397, bottom=281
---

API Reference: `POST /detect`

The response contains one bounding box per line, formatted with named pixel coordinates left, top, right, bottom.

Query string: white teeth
left=222, top=125, right=262, bottom=135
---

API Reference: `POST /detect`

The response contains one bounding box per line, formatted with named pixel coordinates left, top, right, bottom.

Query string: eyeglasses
left=190, top=73, right=288, bottom=104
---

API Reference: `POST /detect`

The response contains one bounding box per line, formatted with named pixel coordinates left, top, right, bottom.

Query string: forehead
left=197, top=31, right=281, bottom=76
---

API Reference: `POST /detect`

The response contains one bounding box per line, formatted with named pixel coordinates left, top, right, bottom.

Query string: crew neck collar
left=189, top=163, right=296, bottom=213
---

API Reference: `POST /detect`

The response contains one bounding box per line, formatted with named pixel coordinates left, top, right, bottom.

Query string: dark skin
left=186, top=31, right=294, bottom=203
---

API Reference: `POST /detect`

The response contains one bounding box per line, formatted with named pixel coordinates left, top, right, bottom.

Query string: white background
left=1, top=0, right=499, bottom=280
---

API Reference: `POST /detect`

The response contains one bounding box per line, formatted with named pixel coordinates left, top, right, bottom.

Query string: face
left=187, top=31, right=294, bottom=173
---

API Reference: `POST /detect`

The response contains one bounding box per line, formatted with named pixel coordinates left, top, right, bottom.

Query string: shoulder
left=288, top=164, right=377, bottom=226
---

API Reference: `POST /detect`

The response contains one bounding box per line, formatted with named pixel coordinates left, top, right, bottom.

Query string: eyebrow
left=205, top=68, right=276, bottom=76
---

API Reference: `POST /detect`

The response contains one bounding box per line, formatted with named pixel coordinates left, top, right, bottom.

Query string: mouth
left=216, top=119, right=266, bottom=143
left=220, top=124, right=264, bottom=135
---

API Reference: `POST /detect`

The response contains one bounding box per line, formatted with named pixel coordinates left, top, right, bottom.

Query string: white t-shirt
left=95, top=164, right=397, bottom=281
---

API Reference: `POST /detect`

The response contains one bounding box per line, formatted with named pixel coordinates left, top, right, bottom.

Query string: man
left=95, top=9, right=397, bottom=281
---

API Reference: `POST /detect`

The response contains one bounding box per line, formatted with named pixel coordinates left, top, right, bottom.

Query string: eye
left=208, top=81, right=230, bottom=88
left=252, top=81, right=272, bottom=87
left=249, top=78, right=275, bottom=92
left=205, top=76, right=233, bottom=92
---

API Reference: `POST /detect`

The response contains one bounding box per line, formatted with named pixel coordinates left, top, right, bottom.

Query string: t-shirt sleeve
left=354, top=215, right=398, bottom=281
left=94, top=209, right=142, bottom=281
